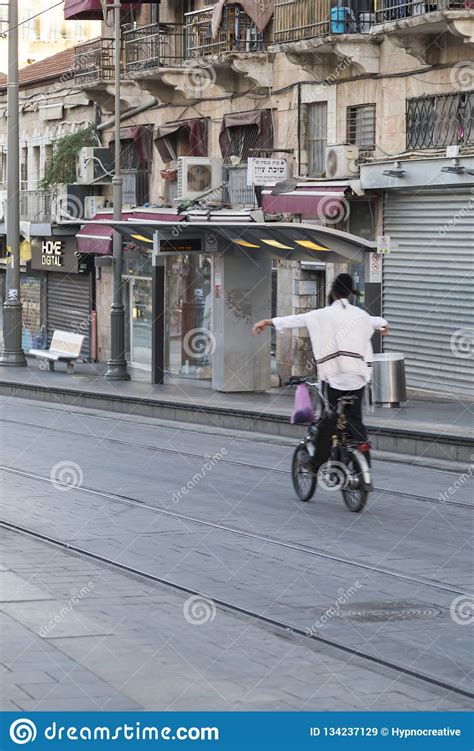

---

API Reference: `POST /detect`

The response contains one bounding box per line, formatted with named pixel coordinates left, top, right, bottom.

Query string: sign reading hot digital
left=41, top=239, right=64, bottom=267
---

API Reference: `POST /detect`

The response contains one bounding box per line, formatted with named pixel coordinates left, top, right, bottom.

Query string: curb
left=0, top=379, right=472, bottom=464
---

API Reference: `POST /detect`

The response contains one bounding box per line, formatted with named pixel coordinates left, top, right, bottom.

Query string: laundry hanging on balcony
left=154, top=120, right=209, bottom=163
left=64, top=0, right=137, bottom=21
left=211, top=0, right=274, bottom=38
left=219, top=110, right=273, bottom=158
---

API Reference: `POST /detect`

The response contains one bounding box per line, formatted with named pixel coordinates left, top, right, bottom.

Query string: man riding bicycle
left=252, top=273, right=389, bottom=468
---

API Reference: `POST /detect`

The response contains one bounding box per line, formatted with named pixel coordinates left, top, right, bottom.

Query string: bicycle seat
left=285, top=376, right=307, bottom=386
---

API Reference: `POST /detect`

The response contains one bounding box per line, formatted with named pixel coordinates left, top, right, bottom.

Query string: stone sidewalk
left=1, top=530, right=469, bottom=712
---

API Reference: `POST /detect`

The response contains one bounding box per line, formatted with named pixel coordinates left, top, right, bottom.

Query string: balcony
left=272, top=0, right=380, bottom=76
left=123, top=23, right=184, bottom=73
left=407, top=91, right=474, bottom=151
left=185, top=5, right=264, bottom=58
left=20, top=190, right=52, bottom=223
left=74, top=38, right=116, bottom=85
left=74, top=38, right=144, bottom=111
left=122, top=6, right=269, bottom=102
left=372, top=0, right=474, bottom=63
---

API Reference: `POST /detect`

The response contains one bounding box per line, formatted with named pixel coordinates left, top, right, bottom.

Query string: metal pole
left=105, top=0, right=130, bottom=380
left=1, top=0, right=26, bottom=366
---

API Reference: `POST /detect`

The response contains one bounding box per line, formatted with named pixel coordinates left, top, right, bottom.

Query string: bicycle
left=288, top=376, right=372, bottom=512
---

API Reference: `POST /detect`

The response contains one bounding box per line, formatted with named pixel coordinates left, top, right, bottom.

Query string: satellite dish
left=271, top=179, right=298, bottom=195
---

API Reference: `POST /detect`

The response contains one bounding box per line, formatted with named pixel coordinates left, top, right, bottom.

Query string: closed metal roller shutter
left=383, top=188, right=474, bottom=395
left=47, top=273, right=92, bottom=360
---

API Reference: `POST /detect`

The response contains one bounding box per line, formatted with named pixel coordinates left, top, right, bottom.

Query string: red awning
left=262, top=183, right=349, bottom=221
left=76, top=210, right=186, bottom=253
left=64, top=0, right=136, bottom=20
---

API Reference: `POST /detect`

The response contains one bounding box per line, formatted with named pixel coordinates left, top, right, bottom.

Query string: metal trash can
left=372, top=353, right=407, bottom=408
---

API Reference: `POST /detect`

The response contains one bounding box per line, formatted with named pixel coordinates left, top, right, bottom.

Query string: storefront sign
left=40, top=239, right=64, bottom=267
left=30, top=237, right=82, bottom=274
left=369, top=252, right=382, bottom=283
left=247, top=158, right=288, bottom=186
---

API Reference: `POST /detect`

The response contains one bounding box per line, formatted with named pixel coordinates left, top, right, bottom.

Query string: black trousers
left=325, top=384, right=368, bottom=444
left=312, top=383, right=368, bottom=469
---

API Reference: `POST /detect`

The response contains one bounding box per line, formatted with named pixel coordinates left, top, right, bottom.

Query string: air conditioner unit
left=325, top=145, right=359, bottom=180
left=76, top=147, right=113, bottom=185
left=84, top=195, right=106, bottom=219
left=177, top=157, right=223, bottom=201
left=52, top=185, right=89, bottom=223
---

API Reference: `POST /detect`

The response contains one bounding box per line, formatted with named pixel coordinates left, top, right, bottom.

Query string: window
left=20, top=8, right=39, bottom=40
left=406, top=91, right=474, bottom=150
left=0, top=149, right=6, bottom=184
left=346, top=104, right=376, bottom=151
left=306, top=102, right=327, bottom=177
left=224, top=125, right=259, bottom=164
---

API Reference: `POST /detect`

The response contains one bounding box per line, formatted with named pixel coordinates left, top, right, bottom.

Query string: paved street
left=0, top=396, right=472, bottom=711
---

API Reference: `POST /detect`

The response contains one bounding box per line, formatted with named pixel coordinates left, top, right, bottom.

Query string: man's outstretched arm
left=252, top=314, right=308, bottom=336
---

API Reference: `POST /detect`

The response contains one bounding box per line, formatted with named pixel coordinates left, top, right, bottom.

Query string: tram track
left=0, top=416, right=470, bottom=509
left=0, top=463, right=470, bottom=597
left=1, top=519, right=472, bottom=702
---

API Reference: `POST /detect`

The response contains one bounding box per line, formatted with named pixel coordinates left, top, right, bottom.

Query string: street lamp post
left=105, top=0, right=130, bottom=380
left=1, top=0, right=26, bottom=366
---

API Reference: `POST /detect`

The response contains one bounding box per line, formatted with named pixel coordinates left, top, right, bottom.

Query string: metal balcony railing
left=20, top=190, right=52, bottom=222
left=273, top=0, right=375, bottom=43
left=406, top=91, right=474, bottom=150
left=74, top=39, right=117, bottom=85
left=375, top=0, right=465, bottom=24
left=123, top=23, right=184, bottom=73
left=185, top=5, right=264, bottom=58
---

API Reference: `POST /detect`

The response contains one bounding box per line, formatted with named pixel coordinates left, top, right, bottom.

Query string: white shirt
left=273, top=300, right=388, bottom=391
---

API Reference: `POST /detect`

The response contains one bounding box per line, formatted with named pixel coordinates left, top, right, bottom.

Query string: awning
left=79, top=217, right=375, bottom=264
left=109, top=126, right=154, bottom=165
left=262, top=183, right=349, bottom=221
left=154, top=119, right=208, bottom=162
left=219, top=110, right=273, bottom=157
left=76, top=210, right=186, bottom=254
left=64, top=0, right=136, bottom=20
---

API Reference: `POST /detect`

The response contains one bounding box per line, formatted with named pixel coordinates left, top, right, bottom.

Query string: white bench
left=29, top=330, right=85, bottom=374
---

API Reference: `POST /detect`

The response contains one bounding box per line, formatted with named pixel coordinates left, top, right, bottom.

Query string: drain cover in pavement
left=333, top=600, right=441, bottom=623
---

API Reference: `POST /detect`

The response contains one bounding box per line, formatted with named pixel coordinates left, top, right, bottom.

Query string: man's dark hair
left=330, top=273, right=359, bottom=300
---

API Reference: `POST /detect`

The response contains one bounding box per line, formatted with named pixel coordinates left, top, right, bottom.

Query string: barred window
left=346, top=104, right=376, bottom=151
left=224, top=125, right=259, bottom=164
left=307, top=102, right=327, bottom=177
left=406, top=91, right=474, bottom=150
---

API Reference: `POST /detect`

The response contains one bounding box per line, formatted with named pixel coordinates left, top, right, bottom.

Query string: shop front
left=83, top=216, right=374, bottom=391
left=29, top=234, right=96, bottom=359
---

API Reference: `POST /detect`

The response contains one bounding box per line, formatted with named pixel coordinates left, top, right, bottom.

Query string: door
left=129, top=277, right=153, bottom=369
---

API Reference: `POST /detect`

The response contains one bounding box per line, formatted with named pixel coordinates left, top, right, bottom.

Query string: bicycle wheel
left=341, top=456, right=368, bottom=513
left=291, top=445, right=317, bottom=502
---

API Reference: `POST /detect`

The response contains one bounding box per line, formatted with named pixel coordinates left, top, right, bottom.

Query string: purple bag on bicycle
left=291, top=383, right=314, bottom=424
